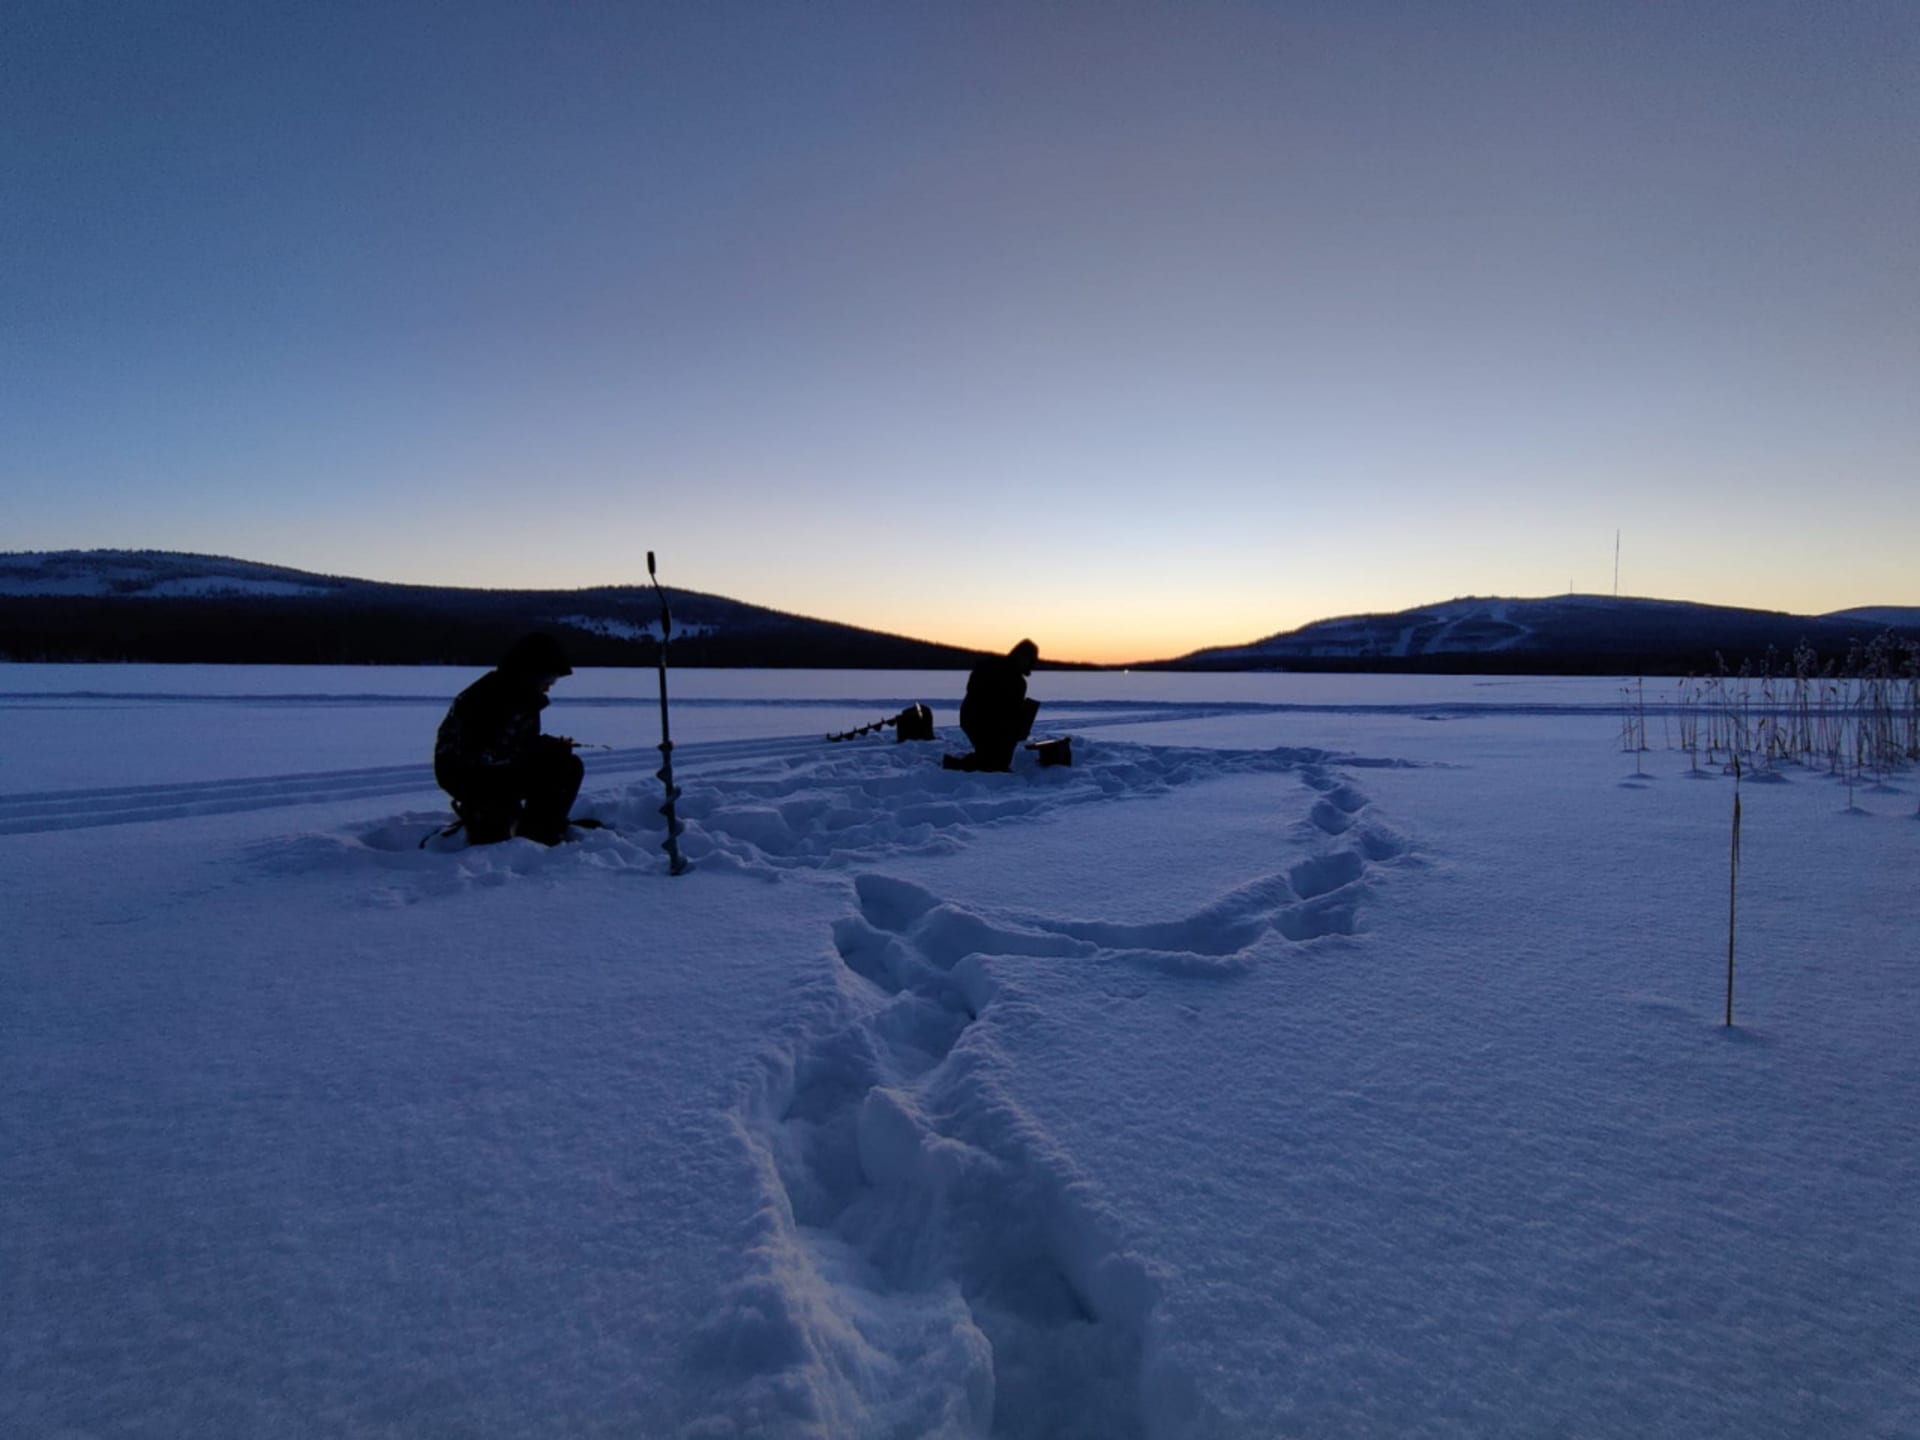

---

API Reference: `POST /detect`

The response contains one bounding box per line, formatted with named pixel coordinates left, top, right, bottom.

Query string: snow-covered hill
left=0, top=551, right=984, bottom=669
left=1171, top=594, right=1920, bottom=674
left=0, top=550, right=343, bottom=599
left=1825, top=605, right=1920, bottom=628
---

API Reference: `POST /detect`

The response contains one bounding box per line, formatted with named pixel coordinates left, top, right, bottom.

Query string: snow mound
left=239, top=736, right=1408, bottom=910
left=668, top=739, right=1383, bottom=878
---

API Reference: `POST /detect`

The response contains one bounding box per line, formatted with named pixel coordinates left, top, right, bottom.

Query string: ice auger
left=827, top=704, right=935, bottom=743
left=647, top=551, right=690, bottom=876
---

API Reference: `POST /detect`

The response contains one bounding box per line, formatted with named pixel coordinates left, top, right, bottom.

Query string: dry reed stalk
left=1727, top=755, right=1742, bottom=1027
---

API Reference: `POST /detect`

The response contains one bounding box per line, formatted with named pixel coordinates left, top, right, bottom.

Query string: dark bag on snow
left=1026, top=737, right=1072, bottom=767
left=894, top=703, right=935, bottom=742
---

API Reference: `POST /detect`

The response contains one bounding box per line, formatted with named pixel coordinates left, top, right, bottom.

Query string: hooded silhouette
left=949, top=638, right=1041, bottom=772
left=433, top=633, right=582, bottom=843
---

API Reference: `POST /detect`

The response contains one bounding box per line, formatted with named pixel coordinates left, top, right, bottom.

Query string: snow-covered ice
left=3, top=665, right=1916, bottom=1438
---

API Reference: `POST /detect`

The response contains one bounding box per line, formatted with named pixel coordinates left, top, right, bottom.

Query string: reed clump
left=1664, top=634, right=1919, bottom=792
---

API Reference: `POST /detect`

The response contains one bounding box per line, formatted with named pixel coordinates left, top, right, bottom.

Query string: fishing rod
left=647, top=550, right=690, bottom=876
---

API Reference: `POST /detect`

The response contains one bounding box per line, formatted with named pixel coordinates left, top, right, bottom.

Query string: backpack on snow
left=894, top=703, right=935, bottom=742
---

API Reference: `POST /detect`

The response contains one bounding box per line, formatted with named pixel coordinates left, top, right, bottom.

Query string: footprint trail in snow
left=678, top=746, right=1411, bottom=1438
left=140, top=731, right=1412, bottom=1434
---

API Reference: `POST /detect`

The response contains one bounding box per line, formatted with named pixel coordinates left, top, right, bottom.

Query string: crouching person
left=434, top=633, right=583, bottom=845
left=945, top=638, right=1041, bottom=772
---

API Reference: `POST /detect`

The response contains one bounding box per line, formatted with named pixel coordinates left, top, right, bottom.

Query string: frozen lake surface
left=4, top=665, right=1916, bottom=1438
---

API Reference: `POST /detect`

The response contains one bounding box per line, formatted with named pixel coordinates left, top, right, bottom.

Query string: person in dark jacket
left=948, top=638, right=1041, bottom=772
left=434, top=633, right=583, bottom=844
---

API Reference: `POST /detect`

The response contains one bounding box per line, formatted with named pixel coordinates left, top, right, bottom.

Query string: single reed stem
left=1727, top=756, right=1742, bottom=1027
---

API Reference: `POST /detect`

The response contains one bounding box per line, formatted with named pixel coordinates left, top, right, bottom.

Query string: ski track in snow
left=0, top=736, right=819, bottom=838
left=8, top=724, right=1414, bottom=1437
left=0, top=691, right=1652, bottom=838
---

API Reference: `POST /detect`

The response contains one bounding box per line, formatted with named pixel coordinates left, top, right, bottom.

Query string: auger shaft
left=648, top=550, right=690, bottom=876
left=827, top=710, right=901, bottom=742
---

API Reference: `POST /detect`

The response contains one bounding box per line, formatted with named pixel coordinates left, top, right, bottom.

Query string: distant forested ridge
left=0, top=551, right=995, bottom=668
left=3, top=552, right=1914, bottom=673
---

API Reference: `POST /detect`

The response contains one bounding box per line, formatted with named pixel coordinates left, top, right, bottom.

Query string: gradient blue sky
left=5, top=1, right=1915, bottom=663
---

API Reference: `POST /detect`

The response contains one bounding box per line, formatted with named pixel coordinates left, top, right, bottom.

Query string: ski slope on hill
left=4, top=667, right=1917, bottom=1438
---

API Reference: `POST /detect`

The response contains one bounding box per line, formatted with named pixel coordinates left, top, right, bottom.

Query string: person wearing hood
left=948, top=638, right=1041, bottom=772
left=433, top=632, right=583, bottom=844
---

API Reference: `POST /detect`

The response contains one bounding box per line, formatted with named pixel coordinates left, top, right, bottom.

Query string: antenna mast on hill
left=1614, top=530, right=1620, bottom=598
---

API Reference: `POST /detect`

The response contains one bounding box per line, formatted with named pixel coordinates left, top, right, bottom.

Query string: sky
left=4, top=1, right=1916, bottom=665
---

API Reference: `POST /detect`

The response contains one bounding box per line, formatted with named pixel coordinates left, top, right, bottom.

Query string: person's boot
left=514, top=800, right=574, bottom=845
left=516, top=752, right=585, bottom=844
left=456, top=799, right=516, bottom=845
